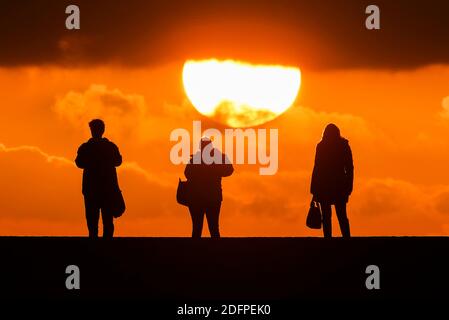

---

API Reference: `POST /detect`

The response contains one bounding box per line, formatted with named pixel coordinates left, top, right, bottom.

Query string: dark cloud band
left=1, top=0, right=449, bottom=69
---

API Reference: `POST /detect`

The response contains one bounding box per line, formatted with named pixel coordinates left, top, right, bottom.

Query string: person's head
left=89, top=119, right=105, bottom=139
left=199, top=137, right=212, bottom=151
left=322, top=123, right=341, bottom=141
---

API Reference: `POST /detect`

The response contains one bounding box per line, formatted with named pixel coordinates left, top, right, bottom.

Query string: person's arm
left=344, top=142, right=354, bottom=195
left=218, top=154, right=234, bottom=177
left=75, top=144, right=87, bottom=169
left=113, top=144, right=122, bottom=167
left=310, top=145, right=320, bottom=195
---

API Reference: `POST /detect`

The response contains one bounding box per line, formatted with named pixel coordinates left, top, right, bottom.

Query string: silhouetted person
left=75, top=119, right=122, bottom=239
left=311, top=123, right=353, bottom=238
left=184, top=138, right=234, bottom=238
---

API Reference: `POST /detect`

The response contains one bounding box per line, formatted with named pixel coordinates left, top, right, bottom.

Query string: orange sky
left=1, top=1, right=449, bottom=236
left=1, top=63, right=449, bottom=236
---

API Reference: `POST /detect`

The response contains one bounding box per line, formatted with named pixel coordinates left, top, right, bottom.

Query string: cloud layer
left=0, top=143, right=180, bottom=235
left=55, top=84, right=147, bottom=138
left=2, top=1, right=449, bottom=69
left=1, top=63, right=449, bottom=236
left=441, top=96, right=449, bottom=119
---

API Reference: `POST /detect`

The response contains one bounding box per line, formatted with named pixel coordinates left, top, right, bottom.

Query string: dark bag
left=107, top=189, right=126, bottom=218
left=306, top=200, right=322, bottom=229
left=176, top=178, right=190, bottom=206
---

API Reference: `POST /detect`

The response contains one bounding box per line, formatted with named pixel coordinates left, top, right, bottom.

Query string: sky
left=1, top=0, right=449, bottom=236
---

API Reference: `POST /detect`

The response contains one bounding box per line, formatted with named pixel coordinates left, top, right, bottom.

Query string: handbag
left=107, top=189, right=126, bottom=218
left=176, top=178, right=190, bottom=206
left=306, top=199, right=322, bottom=229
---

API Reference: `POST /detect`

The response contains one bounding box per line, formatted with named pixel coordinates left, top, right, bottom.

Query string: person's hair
left=89, top=119, right=105, bottom=138
left=322, top=123, right=341, bottom=141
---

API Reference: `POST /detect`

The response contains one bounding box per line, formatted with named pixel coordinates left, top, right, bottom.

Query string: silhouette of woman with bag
left=183, top=137, right=234, bottom=238
left=310, top=124, right=353, bottom=238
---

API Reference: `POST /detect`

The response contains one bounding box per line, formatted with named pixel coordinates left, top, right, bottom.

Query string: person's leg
left=335, top=202, right=351, bottom=238
left=205, top=202, right=221, bottom=238
left=188, top=205, right=205, bottom=238
left=101, top=209, right=114, bottom=239
left=84, top=196, right=100, bottom=238
left=320, top=203, right=332, bottom=238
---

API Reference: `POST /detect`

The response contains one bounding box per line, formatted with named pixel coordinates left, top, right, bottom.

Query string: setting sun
left=182, top=59, right=301, bottom=127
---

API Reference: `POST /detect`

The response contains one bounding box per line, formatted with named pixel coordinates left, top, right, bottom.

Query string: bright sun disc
left=182, top=59, right=301, bottom=127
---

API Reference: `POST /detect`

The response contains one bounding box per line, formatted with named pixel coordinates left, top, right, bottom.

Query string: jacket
left=75, top=137, right=122, bottom=197
left=184, top=149, right=234, bottom=204
left=311, top=137, right=354, bottom=204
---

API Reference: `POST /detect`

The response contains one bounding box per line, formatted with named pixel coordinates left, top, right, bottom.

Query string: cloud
left=434, top=190, right=449, bottom=215
left=0, top=143, right=81, bottom=223
left=119, top=161, right=176, bottom=190
left=220, top=168, right=449, bottom=236
left=54, top=84, right=198, bottom=144
left=441, top=96, right=449, bottom=119
left=350, top=178, right=449, bottom=235
left=353, top=179, right=427, bottom=217
left=1, top=142, right=449, bottom=236
left=55, top=84, right=147, bottom=138
left=270, top=105, right=392, bottom=173
left=280, top=105, right=377, bottom=143
left=2, top=1, right=449, bottom=69
left=0, top=142, right=178, bottom=235
left=224, top=170, right=309, bottom=218
left=0, top=143, right=73, bottom=166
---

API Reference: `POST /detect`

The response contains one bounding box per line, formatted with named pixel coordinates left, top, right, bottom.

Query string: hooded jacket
left=311, top=137, right=354, bottom=204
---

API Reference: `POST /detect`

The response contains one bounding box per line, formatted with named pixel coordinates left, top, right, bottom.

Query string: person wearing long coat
left=311, top=123, right=353, bottom=238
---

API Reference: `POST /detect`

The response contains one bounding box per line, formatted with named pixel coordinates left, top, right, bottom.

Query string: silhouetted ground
left=1, top=237, right=448, bottom=304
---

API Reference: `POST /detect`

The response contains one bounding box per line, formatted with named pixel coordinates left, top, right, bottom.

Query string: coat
left=184, top=149, right=234, bottom=204
left=310, top=137, right=354, bottom=204
left=75, top=137, right=122, bottom=197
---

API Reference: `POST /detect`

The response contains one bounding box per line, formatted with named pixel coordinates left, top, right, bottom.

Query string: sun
left=182, top=59, right=301, bottom=127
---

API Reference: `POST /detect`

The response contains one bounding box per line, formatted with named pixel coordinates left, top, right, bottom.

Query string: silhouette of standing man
left=184, top=137, right=234, bottom=238
left=311, top=124, right=353, bottom=238
left=75, top=119, right=122, bottom=238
